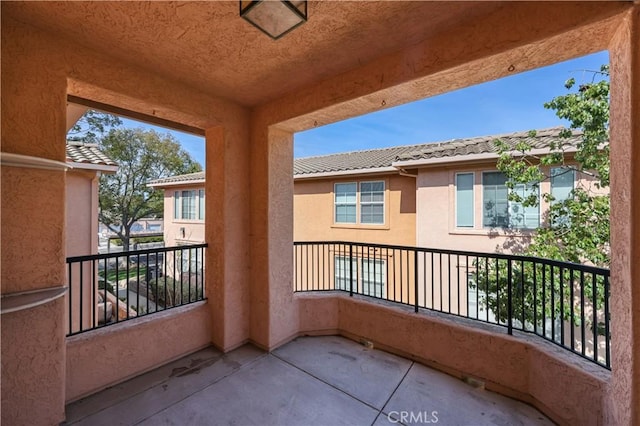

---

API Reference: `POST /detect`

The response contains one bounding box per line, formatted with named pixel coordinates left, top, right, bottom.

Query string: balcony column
left=0, top=17, right=68, bottom=425
left=249, top=124, right=298, bottom=350
left=206, top=121, right=252, bottom=352
left=608, top=5, right=640, bottom=425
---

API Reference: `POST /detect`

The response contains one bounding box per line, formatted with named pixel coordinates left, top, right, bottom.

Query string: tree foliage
left=495, top=64, right=610, bottom=267
left=473, top=65, right=610, bottom=334
left=98, top=128, right=202, bottom=250
left=67, top=109, right=122, bottom=144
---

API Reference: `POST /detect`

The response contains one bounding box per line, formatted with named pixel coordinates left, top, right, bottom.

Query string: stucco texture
left=296, top=293, right=610, bottom=425
left=2, top=2, right=639, bottom=425
left=65, top=303, right=211, bottom=402
left=294, top=174, right=416, bottom=246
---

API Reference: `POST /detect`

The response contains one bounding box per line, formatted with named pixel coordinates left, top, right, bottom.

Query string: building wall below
left=294, top=174, right=416, bottom=246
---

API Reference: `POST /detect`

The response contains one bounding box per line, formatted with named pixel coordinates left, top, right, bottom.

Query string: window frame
left=334, top=182, right=358, bottom=224
left=455, top=172, right=475, bottom=228
left=333, top=180, right=386, bottom=226
left=173, top=188, right=205, bottom=222
left=333, top=254, right=386, bottom=298
left=481, top=171, right=540, bottom=230
left=359, top=181, right=385, bottom=225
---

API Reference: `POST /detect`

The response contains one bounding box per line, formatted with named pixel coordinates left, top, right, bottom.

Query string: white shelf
left=1, top=286, right=67, bottom=314
left=1, top=152, right=71, bottom=171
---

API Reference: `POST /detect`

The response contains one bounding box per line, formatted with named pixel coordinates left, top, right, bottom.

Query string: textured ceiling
left=3, top=1, right=502, bottom=107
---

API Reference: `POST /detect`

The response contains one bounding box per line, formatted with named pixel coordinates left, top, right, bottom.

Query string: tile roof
left=147, top=171, right=205, bottom=186
left=294, top=127, right=582, bottom=176
left=66, top=141, right=117, bottom=167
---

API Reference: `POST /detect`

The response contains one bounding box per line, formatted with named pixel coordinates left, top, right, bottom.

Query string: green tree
left=99, top=128, right=201, bottom=251
left=67, top=109, right=122, bottom=143
left=474, top=65, right=610, bottom=333
left=497, top=64, right=610, bottom=267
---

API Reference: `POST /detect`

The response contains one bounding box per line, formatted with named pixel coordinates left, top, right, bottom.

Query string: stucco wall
left=294, top=174, right=416, bottom=246
left=160, top=184, right=206, bottom=247
left=296, top=293, right=610, bottom=425
left=1, top=15, right=250, bottom=425
left=66, top=169, right=100, bottom=334
left=66, top=302, right=211, bottom=402
left=416, top=162, right=603, bottom=253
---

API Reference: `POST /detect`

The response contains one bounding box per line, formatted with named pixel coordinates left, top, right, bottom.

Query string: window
left=198, top=190, right=205, bottom=220
left=334, top=183, right=357, bottom=223
left=482, top=172, right=539, bottom=229
left=551, top=167, right=575, bottom=204
left=334, top=255, right=385, bottom=298
left=360, top=181, right=385, bottom=224
left=361, top=258, right=385, bottom=298
left=550, top=167, right=575, bottom=226
left=334, top=256, right=356, bottom=291
left=334, top=181, right=385, bottom=225
left=174, top=190, right=201, bottom=220
left=455, top=173, right=474, bottom=227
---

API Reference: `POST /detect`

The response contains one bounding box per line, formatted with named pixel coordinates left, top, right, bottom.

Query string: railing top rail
left=293, top=241, right=609, bottom=275
left=67, top=243, right=208, bottom=263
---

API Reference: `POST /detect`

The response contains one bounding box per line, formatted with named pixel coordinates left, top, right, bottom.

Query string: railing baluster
left=79, top=261, right=84, bottom=332
left=604, top=274, right=610, bottom=368
left=173, top=240, right=614, bottom=371
left=580, top=270, right=586, bottom=356
left=414, top=249, right=418, bottom=313
left=507, top=259, right=513, bottom=335
left=92, top=260, right=96, bottom=329
left=68, top=262, right=73, bottom=334
left=592, top=273, right=598, bottom=364
left=66, top=244, right=207, bottom=336
left=570, top=268, right=575, bottom=351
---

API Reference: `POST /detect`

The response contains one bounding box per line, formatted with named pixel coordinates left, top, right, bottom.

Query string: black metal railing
left=294, top=241, right=611, bottom=369
left=66, top=243, right=207, bottom=336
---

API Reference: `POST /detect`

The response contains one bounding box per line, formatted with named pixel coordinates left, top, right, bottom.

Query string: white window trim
left=333, top=180, right=386, bottom=226
left=334, top=182, right=358, bottom=224
left=455, top=172, right=475, bottom=228
left=481, top=170, right=540, bottom=230
left=359, top=180, right=385, bottom=225
left=333, top=254, right=386, bottom=298
left=173, top=189, right=205, bottom=223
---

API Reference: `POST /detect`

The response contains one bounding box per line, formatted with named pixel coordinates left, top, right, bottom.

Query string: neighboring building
left=153, top=128, right=607, bottom=307
left=148, top=171, right=206, bottom=247
left=294, top=146, right=418, bottom=246
left=295, top=127, right=604, bottom=254
left=65, top=141, right=119, bottom=332
left=148, top=172, right=206, bottom=282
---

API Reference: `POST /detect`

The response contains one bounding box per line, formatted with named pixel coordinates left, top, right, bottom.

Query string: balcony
left=64, top=335, right=552, bottom=425
left=62, top=241, right=610, bottom=425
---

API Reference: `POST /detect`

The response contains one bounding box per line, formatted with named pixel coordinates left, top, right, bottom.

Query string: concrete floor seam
left=270, top=351, right=386, bottom=414
left=371, top=361, right=414, bottom=426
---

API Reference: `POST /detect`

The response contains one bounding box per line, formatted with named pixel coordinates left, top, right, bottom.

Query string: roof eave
left=67, top=161, right=118, bottom=173
left=147, top=178, right=206, bottom=188
left=392, top=147, right=578, bottom=168
left=294, top=166, right=398, bottom=180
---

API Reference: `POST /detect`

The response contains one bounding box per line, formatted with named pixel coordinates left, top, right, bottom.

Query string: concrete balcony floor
left=64, top=335, right=553, bottom=425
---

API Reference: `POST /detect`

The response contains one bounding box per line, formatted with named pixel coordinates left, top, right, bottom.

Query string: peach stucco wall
left=66, top=302, right=211, bottom=402
left=416, top=162, right=603, bottom=254
left=1, top=15, right=249, bottom=425
left=296, top=293, right=610, bottom=425
left=294, top=174, right=416, bottom=246
left=160, top=185, right=206, bottom=247
left=2, top=2, right=639, bottom=425
left=66, top=169, right=100, bottom=333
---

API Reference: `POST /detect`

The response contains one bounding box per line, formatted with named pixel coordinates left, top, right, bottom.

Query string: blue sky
left=122, top=50, right=608, bottom=166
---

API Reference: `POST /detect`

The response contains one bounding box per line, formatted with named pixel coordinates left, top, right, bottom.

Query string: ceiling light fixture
left=240, top=1, right=307, bottom=40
